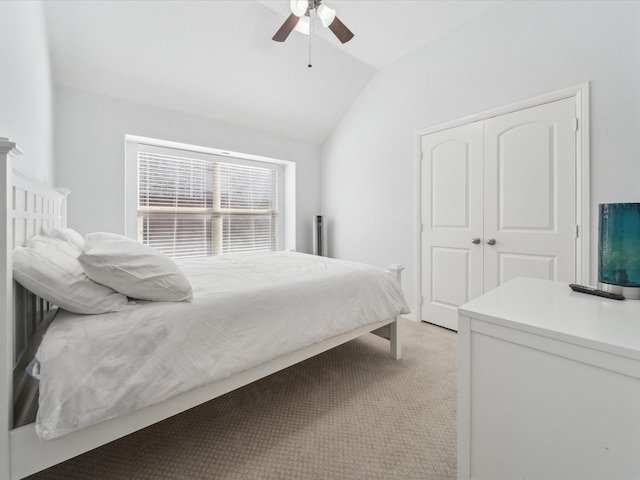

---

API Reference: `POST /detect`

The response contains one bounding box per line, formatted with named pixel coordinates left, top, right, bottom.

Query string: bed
left=0, top=139, right=409, bottom=479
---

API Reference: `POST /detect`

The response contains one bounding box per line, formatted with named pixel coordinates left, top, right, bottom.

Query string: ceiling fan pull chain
left=308, top=11, right=313, bottom=67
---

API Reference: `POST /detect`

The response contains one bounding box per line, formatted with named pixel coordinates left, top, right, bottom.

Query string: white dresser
left=457, top=277, right=640, bottom=480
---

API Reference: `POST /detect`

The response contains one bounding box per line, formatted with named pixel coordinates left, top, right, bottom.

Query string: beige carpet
left=28, top=319, right=457, bottom=480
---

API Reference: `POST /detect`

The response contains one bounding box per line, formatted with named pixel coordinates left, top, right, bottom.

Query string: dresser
left=457, top=277, right=640, bottom=480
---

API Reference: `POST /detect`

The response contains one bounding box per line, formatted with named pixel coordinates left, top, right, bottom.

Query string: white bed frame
left=0, top=138, right=404, bottom=480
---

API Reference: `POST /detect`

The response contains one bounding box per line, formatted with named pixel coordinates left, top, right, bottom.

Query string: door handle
left=486, top=238, right=496, bottom=246
left=471, top=237, right=481, bottom=244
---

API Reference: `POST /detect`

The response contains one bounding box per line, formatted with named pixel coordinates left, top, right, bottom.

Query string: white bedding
left=34, top=252, right=409, bottom=440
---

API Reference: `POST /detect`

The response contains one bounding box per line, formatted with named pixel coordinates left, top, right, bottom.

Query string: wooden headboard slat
left=3, top=157, right=68, bottom=433
left=10, top=172, right=66, bottom=366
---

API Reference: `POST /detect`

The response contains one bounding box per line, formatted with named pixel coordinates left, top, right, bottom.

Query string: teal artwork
left=599, top=203, right=640, bottom=287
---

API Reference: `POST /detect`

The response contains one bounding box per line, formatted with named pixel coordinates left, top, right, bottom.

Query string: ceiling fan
left=272, top=0, right=354, bottom=44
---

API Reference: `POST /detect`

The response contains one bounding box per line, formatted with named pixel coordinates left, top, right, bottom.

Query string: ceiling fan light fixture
left=316, top=4, right=336, bottom=28
left=294, top=15, right=310, bottom=35
left=290, top=0, right=309, bottom=17
left=273, top=0, right=353, bottom=46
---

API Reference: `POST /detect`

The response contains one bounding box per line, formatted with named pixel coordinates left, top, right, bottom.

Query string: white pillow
left=79, top=232, right=193, bottom=302
left=13, top=236, right=133, bottom=315
left=41, top=227, right=86, bottom=250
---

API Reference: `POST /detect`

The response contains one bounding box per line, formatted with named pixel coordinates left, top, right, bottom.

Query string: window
left=132, top=142, right=289, bottom=258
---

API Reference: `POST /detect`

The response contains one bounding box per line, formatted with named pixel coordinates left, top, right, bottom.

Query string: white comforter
left=34, top=252, right=409, bottom=440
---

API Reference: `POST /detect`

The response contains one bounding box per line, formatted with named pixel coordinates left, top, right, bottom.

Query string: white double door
left=421, top=97, right=577, bottom=330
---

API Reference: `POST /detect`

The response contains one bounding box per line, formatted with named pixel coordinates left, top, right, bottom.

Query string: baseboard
left=401, top=310, right=418, bottom=322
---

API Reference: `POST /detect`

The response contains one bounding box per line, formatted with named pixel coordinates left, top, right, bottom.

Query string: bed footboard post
left=389, top=318, right=401, bottom=360
left=384, top=264, right=404, bottom=286
left=384, top=264, right=405, bottom=360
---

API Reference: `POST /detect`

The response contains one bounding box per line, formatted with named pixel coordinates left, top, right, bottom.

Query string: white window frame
left=125, top=135, right=296, bottom=253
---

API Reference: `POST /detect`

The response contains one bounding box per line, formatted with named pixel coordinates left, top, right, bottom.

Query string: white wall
left=321, top=0, right=640, bottom=311
left=55, top=87, right=321, bottom=253
left=0, top=0, right=54, bottom=184
left=0, top=2, right=54, bottom=477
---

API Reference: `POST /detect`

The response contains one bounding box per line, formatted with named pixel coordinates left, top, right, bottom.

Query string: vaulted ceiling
left=44, top=0, right=503, bottom=145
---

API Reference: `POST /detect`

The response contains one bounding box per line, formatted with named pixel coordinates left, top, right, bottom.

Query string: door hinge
left=574, top=118, right=579, bottom=132
left=575, top=225, right=579, bottom=238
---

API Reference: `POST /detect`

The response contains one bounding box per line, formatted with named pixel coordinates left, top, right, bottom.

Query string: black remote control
left=569, top=284, right=625, bottom=300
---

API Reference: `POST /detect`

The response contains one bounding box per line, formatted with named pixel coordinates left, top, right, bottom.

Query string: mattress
left=33, top=252, right=409, bottom=440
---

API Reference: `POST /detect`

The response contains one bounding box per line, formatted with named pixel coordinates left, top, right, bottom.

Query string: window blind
left=138, top=150, right=276, bottom=258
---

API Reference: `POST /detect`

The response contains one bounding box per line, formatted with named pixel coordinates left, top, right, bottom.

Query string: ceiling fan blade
left=272, top=13, right=300, bottom=42
left=327, top=16, right=354, bottom=44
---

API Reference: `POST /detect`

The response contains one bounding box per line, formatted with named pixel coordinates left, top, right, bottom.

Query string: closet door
left=483, top=98, right=577, bottom=291
left=420, top=96, right=578, bottom=331
left=420, top=122, right=484, bottom=331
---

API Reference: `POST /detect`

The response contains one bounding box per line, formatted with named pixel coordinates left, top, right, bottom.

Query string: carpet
left=28, top=319, right=457, bottom=479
